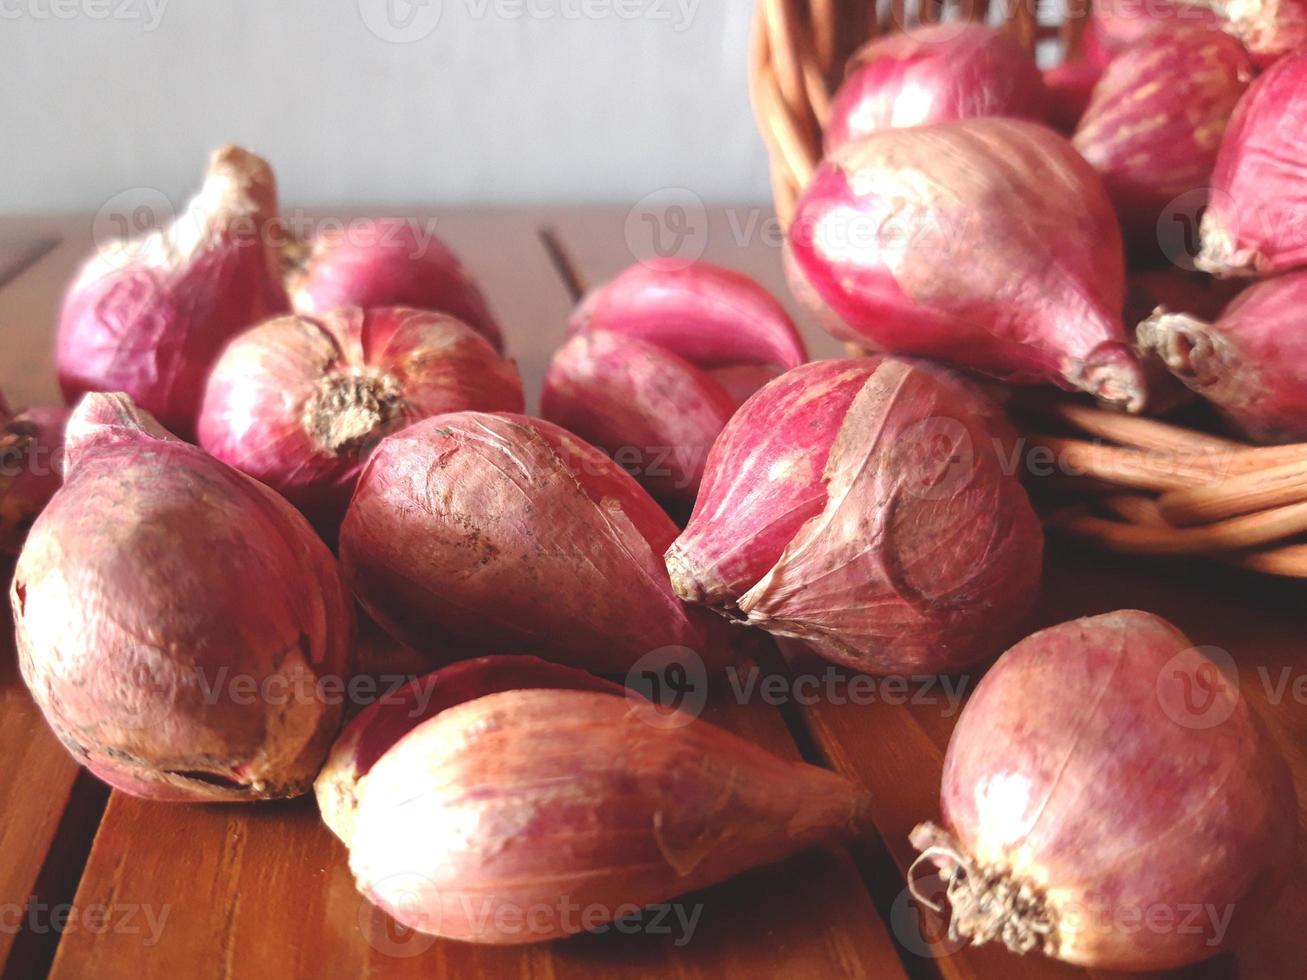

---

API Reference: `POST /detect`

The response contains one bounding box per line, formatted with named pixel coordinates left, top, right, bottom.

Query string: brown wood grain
left=545, top=208, right=1307, bottom=980
left=38, top=210, right=905, bottom=980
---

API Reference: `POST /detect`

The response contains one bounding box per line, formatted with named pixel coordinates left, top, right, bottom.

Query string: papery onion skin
left=285, top=219, right=503, bottom=352
left=1204, top=0, right=1307, bottom=64
left=13, top=394, right=354, bottom=803
left=198, top=306, right=523, bottom=535
left=348, top=688, right=869, bottom=944
left=667, top=358, right=1044, bottom=676
left=340, top=411, right=732, bottom=674
left=916, top=610, right=1296, bottom=971
left=56, top=147, right=289, bottom=440
left=1073, top=26, right=1252, bottom=252
left=1139, top=270, right=1307, bottom=441
left=568, top=260, right=808, bottom=371
left=826, top=23, right=1045, bottom=153
left=0, top=405, right=68, bottom=555
left=315, top=656, right=624, bottom=847
left=1093, top=0, right=1224, bottom=52
left=545, top=264, right=806, bottom=505
left=542, top=331, right=737, bottom=505
left=1198, top=52, right=1307, bottom=278
left=787, top=117, right=1145, bottom=412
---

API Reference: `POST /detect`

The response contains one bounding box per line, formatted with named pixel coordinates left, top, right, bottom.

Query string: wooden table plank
left=0, top=217, right=108, bottom=979
left=546, top=208, right=1307, bottom=979
left=43, top=210, right=905, bottom=979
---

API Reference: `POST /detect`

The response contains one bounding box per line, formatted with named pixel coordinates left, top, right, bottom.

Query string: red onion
left=666, top=359, right=1044, bottom=675
left=0, top=404, right=68, bottom=555
left=912, top=610, right=1296, bottom=971
left=316, top=656, right=624, bottom=846
left=1042, top=60, right=1106, bottom=136
left=340, top=411, right=732, bottom=673
left=825, top=23, right=1045, bottom=153
left=542, top=262, right=806, bottom=505
left=1073, top=26, right=1252, bottom=252
left=1139, top=269, right=1307, bottom=441
left=13, top=394, right=354, bottom=802
left=346, top=684, right=869, bottom=944
left=56, top=146, right=289, bottom=439
left=1198, top=52, right=1307, bottom=277
left=285, top=218, right=503, bottom=352
left=1092, top=0, right=1224, bottom=52
left=787, top=118, right=1146, bottom=411
left=198, top=306, right=523, bottom=535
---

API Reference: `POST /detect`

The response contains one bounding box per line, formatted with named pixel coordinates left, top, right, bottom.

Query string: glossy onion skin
left=340, top=411, right=731, bottom=674
left=287, top=218, right=504, bottom=351
left=349, top=689, right=869, bottom=944
left=199, top=306, right=523, bottom=534
left=543, top=261, right=807, bottom=505
left=13, top=394, right=354, bottom=803
left=56, top=147, right=289, bottom=439
left=667, top=358, right=1044, bottom=676
left=787, top=118, right=1145, bottom=412
left=931, top=611, right=1296, bottom=971
left=1198, top=52, right=1307, bottom=278
left=1139, top=270, right=1307, bottom=442
left=826, top=23, right=1045, bottom=153
left=315, top=656, right=623, bottom=847
left=1073, top=26, right=1252, bottom=251
left=0, top=404, right=69, bottom=555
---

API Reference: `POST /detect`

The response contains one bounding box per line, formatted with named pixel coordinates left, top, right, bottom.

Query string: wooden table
left=0, top=209, right=1303, bottom=980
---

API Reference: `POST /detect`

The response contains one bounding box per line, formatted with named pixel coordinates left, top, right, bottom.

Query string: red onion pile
left=913, top=610, right=1296, bottom=971
left=56, top=146, right=289, bottom=439
left=340, top=411, right=732, bottom=673
left=667, top=358, right=1043, bottom=675
left=1198, top=51, right=1307, bottom=278
left=787, top=117, right=1146, bottom=411
left=542, top=261, right=807, bottom=505
left=13, top=394, right=354, bottom=802
left=328, top=657, right=868, bottom=944
left=825, top=23, right=1045, bottom=153
left=285, top=217, right=504, bottom=352
left=199, top=306, right=523, bottom=534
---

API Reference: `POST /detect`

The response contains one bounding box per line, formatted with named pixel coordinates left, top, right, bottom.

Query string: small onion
left=912, top=610, right=1296, bottom=971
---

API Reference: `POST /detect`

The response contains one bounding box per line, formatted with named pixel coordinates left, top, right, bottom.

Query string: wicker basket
left=748, top=1, right=1307, bottom=578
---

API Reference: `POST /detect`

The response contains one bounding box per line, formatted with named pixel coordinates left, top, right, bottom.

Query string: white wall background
left=0, top=0, right=770, bottom=213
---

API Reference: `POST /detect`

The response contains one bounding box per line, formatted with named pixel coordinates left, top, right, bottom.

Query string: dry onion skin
left=198, top=306, right=523, bottom=535
left=347, top=687, right=870, bottom=944
left=787, top=117, right=1146, bottom=412
left=315, top=656, right=626, bottom=847
left=56, top=146, right=289, bottom=439
left=543, top=261, right=807, bottom=505
left=1139, top=270, right=1307, bottom=442
left=0, top=403, right=68, bottom=556
left=284, top=217, right=504, bottom=352
left=667, top=358, right=1044, bottom=676
left=340, top=411, right=732, bottom=673
left=1072, top=26, right=1252, bottom=252
left=826, top=23, right=1045, bottom=153
left=13, top=394, right=354, bottom=802
left=1198, top=52, right=1307, bottom=278
left=912, top=610, right=1296, bottom=971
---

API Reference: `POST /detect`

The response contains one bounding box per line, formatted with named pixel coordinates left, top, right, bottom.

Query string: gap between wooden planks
left=34, top=210, right=903, bottom=980
left=544, top=207, right=1307, bottom=980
